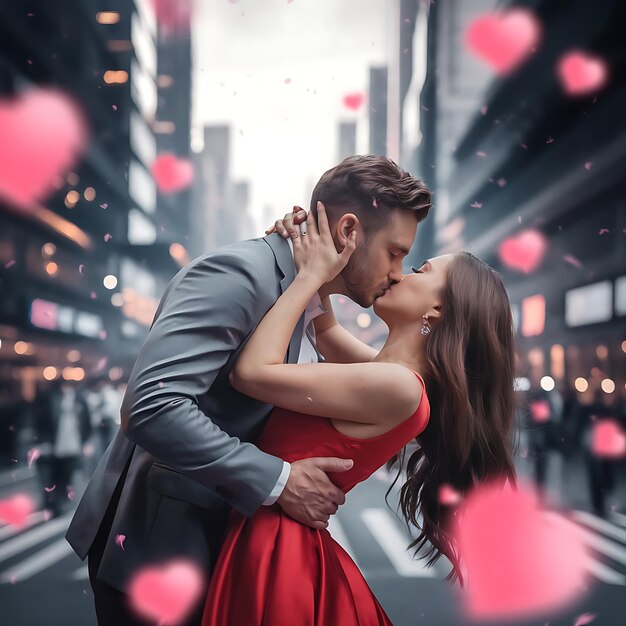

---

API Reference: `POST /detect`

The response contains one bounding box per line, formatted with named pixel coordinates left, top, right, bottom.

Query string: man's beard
left=342, top=247, right=375, bottom=308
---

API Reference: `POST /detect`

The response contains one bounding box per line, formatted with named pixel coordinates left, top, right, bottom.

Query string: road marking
left=0, top=512, right=49, bottom=541
left=608, top=509, right=626, bottom=528
left=361, top=508, right=436, bottom=577
left=0, top=539, right=74, bottom=584
left=0, top=468, right=36, bottom=488
left=0, top=514, right=70, bottom=564
left=572, top=510, right=626, bottom=544
left=327, top=515, right=359, bottom=566
left=548, top=513, right=626, bottom=566
left=72, top=564, right=89, bottom=580
left=583, top=556, right=626, bottom=585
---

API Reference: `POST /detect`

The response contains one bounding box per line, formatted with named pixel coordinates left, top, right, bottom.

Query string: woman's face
left=373, top=253, right=456, bottom=326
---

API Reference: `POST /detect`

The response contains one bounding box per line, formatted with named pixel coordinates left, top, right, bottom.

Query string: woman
left=201, top=204, right=519, bottom=625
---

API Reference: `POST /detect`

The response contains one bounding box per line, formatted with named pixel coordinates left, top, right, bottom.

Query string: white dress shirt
left=262, top=237, right=327, bottom=505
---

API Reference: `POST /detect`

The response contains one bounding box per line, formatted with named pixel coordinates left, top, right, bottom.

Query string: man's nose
left=388, top=269, right=403, bottom=284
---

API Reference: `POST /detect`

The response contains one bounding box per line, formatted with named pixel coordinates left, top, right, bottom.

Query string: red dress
left=201, top=372, right=429, bottom=626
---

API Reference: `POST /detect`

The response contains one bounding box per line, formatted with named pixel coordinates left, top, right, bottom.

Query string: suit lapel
left=263, top=233, right=305, bottom=364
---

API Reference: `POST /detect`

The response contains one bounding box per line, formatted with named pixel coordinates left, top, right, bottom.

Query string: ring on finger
left=299, top=222, right=308, bottom=235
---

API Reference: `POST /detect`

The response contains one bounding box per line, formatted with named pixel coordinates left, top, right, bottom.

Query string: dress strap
left=412, top=371, right=426, bottom=389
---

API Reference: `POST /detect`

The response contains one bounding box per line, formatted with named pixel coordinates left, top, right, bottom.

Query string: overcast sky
left=192, top=0, right=394, bottom=233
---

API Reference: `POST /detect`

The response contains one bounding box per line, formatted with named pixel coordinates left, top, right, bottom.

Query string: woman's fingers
left=316, top=200, right=330, bottom=238
left=339, top=231, right=357, bottom=264
left=265, top=206, right=307, bottom=236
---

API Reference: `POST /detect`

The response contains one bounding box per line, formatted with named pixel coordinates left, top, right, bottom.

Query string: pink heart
left=0, top=88, right=88, bottom=211
left=557, top=51, right=608, bottom=96
left=151, top=0, right=194, bottom=35
left=128, top=559, right=205, bottom=625
left=439, top=483, right=462, bottom=506
left=591, top=419, right=626, bottom=459
left=151, top=153, right=194, bottom=193
left=343, top=93, right=365, bottom=111
left=452, top=480, right=590, bottom=620
left=0, top=494, right=35, bottom=528
left=530, top=399, right=550, bottom=423
left=498, top=229, right=547, bottom=273
left=465, top=9, right=541, bottom=75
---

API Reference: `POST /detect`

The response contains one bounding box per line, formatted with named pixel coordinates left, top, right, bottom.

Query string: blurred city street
left=2, top=453, right=626, bottom=625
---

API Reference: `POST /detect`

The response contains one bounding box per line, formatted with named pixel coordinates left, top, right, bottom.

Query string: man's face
left=341, top=209, right=418, bottom=308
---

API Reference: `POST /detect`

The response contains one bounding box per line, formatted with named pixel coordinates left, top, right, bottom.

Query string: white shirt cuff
left=262, top=461, right=291, bottom=505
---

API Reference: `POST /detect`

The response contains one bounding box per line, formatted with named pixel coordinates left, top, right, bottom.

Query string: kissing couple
left=67, top=154, right=518, bottom=625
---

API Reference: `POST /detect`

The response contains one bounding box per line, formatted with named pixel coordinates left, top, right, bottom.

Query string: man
left=66, top=154, right=431, bottom=625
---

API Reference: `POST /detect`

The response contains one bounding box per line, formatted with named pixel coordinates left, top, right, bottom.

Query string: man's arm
left=120, top=250, right=284, bottom=519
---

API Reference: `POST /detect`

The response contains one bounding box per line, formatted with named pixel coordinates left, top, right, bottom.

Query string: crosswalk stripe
left=608, top=509, right=626, bottom=528
left=72, top=564, right=89, bottom=580
left=327, top=516, right=359, bottom=566
left=0, top=539, right=74, bottom=584
left=544, top=511, right=626, bottom=584
left=572, top=510, right=626, bottom=544
left=360, top=509, right=436, bottom=577
left=0, top=512, right=49, bottom=541
left=0, top=514, right=70, bottom=564
left=583, top=555, right=626, bottom=585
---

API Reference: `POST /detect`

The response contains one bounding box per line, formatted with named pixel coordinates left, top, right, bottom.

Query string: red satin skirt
left=201, top=506, right=393, bottom=625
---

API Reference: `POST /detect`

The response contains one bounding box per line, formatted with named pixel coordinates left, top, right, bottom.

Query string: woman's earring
left=420, top=315, right=431, bottom=336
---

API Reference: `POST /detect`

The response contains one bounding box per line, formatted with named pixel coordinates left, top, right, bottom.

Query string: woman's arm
left=314, top=295, right=379, bottom=364
left=231, top=204, right=422, bottom=426
left=266, top=207, right=379, bottom=364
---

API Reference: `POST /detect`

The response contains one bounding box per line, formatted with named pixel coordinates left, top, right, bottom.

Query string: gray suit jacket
left=65, top=233, right=316, bottom=592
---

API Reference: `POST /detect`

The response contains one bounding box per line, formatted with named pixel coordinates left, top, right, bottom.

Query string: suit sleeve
left=120, top=251, right=285, bottom=518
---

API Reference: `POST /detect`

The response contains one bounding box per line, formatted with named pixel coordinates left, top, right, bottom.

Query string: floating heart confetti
left=530, top=399, right=550, bottom=423
left=439, top=483, right=462, bottom=505
left=465, top=8, right=541, bottom=75
left=0, top=88, right=88, bottom=211
left=151, top=153, right=194, bottom=193
left=573, top=613, right=596, bottom=626
left=343, top=93, right=364, bottom=111
left=451, top=479, right=590, bottom=620
left=116, top=534, right=127, bottom=550
left=557, top=51, right=608, bottom=96
left=128, top=559, right=205, bottom=625
left=27, top=447, right=41, bottom=468
left=44, top=485, right=56, bottom=493
left=83, top=442, right=96, bottom=457
left=151, top=0, right=194, bottom=35
left=591, top=420, right=626, bottom=459
left=470, top=201, right=483, bottom=208
left=0, top=494, right=35, bottom=528
left=498, top=229, right=547, bottom=273
left=563, top=254, right=583, bottom=268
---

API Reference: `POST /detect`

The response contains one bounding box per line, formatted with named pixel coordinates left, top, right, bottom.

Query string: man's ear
left=335, top=213, right=360, bottom=245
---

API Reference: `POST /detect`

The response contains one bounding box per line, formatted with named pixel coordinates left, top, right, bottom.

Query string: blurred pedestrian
left=33, top=378, right=92, bottom=517
left=582, top=391, right=621, bottom=518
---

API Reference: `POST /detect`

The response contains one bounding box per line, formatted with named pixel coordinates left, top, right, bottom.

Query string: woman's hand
left=293, top=201, right=357, bottom=284
left=265, top=206, right=308, bottom=240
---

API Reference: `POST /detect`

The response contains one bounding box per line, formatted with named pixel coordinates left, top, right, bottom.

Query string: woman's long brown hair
left=386, top=251, right=520, bottom=587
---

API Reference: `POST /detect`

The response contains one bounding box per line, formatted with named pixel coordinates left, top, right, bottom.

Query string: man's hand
left=276, top=457, right=352, bottom=529
left=265, top=206, right=308, bottom=239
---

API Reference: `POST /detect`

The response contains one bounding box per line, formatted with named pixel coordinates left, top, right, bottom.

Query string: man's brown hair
left=310, top=154, right=431, bottom=239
